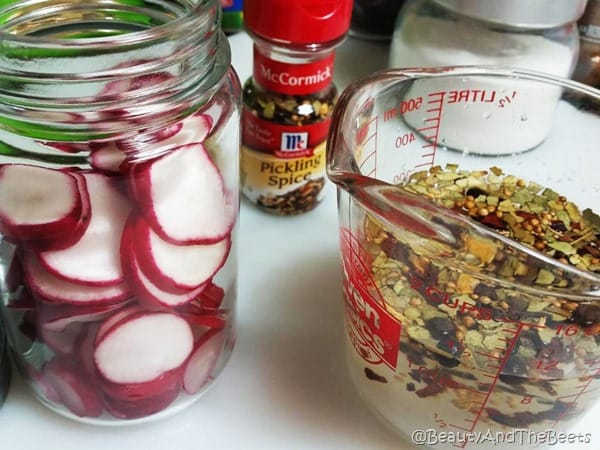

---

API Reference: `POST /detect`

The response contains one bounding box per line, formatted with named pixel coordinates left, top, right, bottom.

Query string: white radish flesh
left=94, top=312, right=193, bottom=385
left=130, top=143, right=235, bottom=245
left=120, top=218, right=211, bottom=307
left=133, top=216, right=230, bottom=291
left=24, top=252, right=130, bottom=305
left=0, top=164, right=82, bottom=242
left=38, top=172, right=132, bottom=286
left=182, top=329, right=224, bottom=394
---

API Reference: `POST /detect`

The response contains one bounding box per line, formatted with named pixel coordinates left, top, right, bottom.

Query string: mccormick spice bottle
left=241, top=0, right=353, bottom=215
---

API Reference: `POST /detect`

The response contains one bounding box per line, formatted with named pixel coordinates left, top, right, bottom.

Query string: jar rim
left=0, top=0, right=216, bottom=48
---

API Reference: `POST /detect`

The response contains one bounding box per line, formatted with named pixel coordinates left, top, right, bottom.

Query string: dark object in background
left=221, top=0, right=244, bottom=34
left=573, top=0, right=600, bottom=88
left=0, top=322, right=11, bottom=409
left=350, top=0, right=406, bottom=40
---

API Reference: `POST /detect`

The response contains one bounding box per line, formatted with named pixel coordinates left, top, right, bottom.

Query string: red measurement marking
left=548, top=367, right=600, bottom=429
left=448, top=323, right=524, bottom=435
left=357, top=116, right=378, bottom=178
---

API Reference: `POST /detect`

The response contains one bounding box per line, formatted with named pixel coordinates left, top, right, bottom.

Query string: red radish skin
left=93, top=305, right=146, bottom=346
left=0, top=164, right=83, bottom=242
left=99, top=369, right=182, bottom=401
left=38, top=172, right=132, bottom=286
left=42, top=358, right=104, bottom=418
left=77, top=323, right=101, bottom=376
left=35, top=170, right=93, bottom=252
left=104, top=381, right=180, bottom=419
left=117, top=114, right=211, bottom=153
left=180, top=312, right=227, bottom=330
left=132, top=216, right=231, bottom=292
left=130, top=143, right=235, bottom=245
left=39, top=301, right=129, bottom=332
left=120, top=219, right=212, bottom=307
left=93, top=312, right=193, bottom=386
left=88, top=142, right=128, bottom=174
left=23, top=252, right=130, bottom=305
left=185, top=281, right=226, bottom=311
left=182, top=329, right=224, bottom=394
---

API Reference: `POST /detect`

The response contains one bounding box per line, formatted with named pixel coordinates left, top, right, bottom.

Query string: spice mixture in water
left=346, top=165, right=600, bottom=438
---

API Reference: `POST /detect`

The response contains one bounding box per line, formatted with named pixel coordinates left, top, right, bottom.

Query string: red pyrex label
left=253, top=49, right=335, bottom=95
left=339, top=228, right=401, bottom=369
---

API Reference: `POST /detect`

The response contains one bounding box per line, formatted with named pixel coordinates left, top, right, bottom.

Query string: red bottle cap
left=243, top=0, right=353, bottom=45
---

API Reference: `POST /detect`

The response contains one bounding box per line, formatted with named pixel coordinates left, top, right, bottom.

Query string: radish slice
left=99, top=369, right=182, bottom=401
left=38, top=172, right=132, bottom=286
left=0, top=164, right=83, bottom=242
left=104, top=381, right=180, bottom=419
left=185, top=281, right=225, bottom=311
left=40, top=321, right=83, bottom=356
left=120, top=218, right=211, bottom=307
left=133, top=216, right=230, bottom=291
left=23, top=252, right=130, bottom=305
left=93, top=312, right=193, bottom=385
left=42, top=358, right=104, bottom=418
left=88, top=141, right=128, bottom=174
left=117, top=114, right=211, bottom=153
left=94, top=305, right=146, bottom=346
left=130, top=143, right=235, bottom=245
left=182, top=329, right=224, bottom=394
left=39, top=301, right=129, bottom=332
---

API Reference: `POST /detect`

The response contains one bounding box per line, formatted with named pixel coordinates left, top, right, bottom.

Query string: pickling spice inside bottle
left=241, top=0, right=353, bottom=215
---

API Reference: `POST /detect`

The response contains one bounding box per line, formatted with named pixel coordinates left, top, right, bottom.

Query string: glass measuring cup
left=327, top=66, right=600, bottom=448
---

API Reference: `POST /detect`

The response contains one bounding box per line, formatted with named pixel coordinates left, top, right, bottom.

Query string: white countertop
left=0, top=32, right=598, bottom=450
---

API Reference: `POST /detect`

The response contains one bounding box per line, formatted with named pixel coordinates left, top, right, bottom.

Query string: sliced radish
left=38, top=172, right=132, bottom=286
left=130, top=143, right=235, bottom=245
left=99, top=369, right=182, bottom=401
left=39, top=301, right=129, bottom=332
left=180, top=312, right=227, bottom=330
left=132, top=216, right=230, bottom=292
left=88, top=141, right=128, bottom=174
left=23, top=252, right=130, bottom=305
left=39, top=321, right=84, bottom=357
left=0, top=164, right=83, bottom=242
left=93, top=311, right=193, bottom=386
left=120, top=219, right=211, bottom=307
left=77, top=323, right=101, bottom=376
left=42, top=358, right=104, bottom=418
left=182, top=329, right=224, bottom=394
left=117, top=114, right=211, bottom=153
left=185, top=281, right=225, bottom=311
left=104, top=381, right=180, bottom=419
left=93, top=304, right=146, bottom=346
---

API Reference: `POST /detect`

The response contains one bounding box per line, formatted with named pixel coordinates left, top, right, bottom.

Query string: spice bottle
left=241, top=0, right=353, bottom=215
left=0, top=0, right=240, bottom=424
left=389, top=0, right=586, bottom=79
left=573, top=0, right=600, bottom=87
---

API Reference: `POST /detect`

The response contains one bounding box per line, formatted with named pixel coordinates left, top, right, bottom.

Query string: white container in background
left=389, top=0, right=588, bottom=155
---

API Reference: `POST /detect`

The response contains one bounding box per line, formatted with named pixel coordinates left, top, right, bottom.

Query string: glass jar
left=0, top=0, right=241, bottom=424
left=573, top=0, right=600, bottom=87
left=389, top=0, right=587, bottom=79
left=0, top=322, right=10, bottom=409
left=241, top=0, right=352, bottom=216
